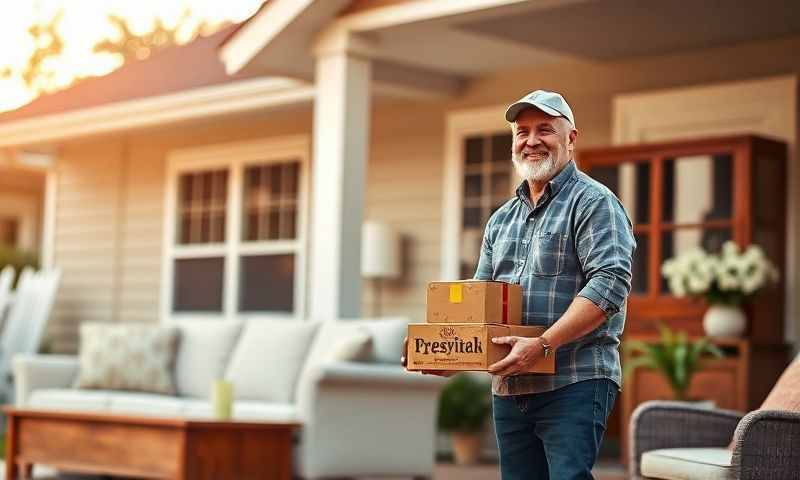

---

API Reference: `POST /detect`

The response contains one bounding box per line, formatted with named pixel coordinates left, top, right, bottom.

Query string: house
left=0, top=0, right=798, bottom=379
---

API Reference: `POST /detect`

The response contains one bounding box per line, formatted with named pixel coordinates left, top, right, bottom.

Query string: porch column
left=308, top=33, right=373, bottom=319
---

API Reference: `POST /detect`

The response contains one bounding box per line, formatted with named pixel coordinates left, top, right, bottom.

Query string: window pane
left=177, top=169, right=228, bottom=244
left=243, top=161, right=300, bottom=241
left=588, top=162, right=650, bottom=224
left=632, top=233, right=648, bottom=294
left=660, top=227, right=732, bottom=293
left=491, top=172, right=510, bottom=196
left=464, top=174, right=482, bottom=198
left=491, top=134, right=512, bottom=163
left=465, top=137, right=483, bottom=165
left=463, top=207, right=481, bottom=228
left=662, top=154, right=732, bottom=224
left=173, top=257, right=224, bottom=312
left=239, top=254, right=295, bottom=312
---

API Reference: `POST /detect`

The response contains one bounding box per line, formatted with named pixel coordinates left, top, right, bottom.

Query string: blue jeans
left=492, top=378, right=618, bottom=480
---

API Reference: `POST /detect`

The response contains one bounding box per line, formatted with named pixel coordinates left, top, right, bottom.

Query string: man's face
left=511, top=108, right=577, bottom=183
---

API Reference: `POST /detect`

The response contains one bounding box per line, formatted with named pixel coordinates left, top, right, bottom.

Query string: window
left=163, top=138, right=308, bottom=320
left=0, top=217, right=19, bottom=247
left=581, top=145, right=737, bottom=299
left=460, top=133, right=515, bottom=278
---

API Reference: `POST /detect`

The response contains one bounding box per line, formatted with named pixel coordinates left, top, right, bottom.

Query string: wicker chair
left=630, top=395, right=800, bottom=479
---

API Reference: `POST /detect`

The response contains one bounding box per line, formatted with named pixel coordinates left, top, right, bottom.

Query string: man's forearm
left=542, top=296, right=607, bottom=349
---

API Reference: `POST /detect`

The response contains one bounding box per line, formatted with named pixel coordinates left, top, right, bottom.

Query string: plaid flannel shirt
left=474, top=160, right=636, bottom=395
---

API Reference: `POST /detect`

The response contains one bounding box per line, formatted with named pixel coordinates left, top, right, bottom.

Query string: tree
left=93, top=8, right=221, bottom=64
left=1, top=11, right=65, bottom=96
left=1, top=7, right=225, bottom=102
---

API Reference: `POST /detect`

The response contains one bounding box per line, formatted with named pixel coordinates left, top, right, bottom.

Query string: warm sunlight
left=0, top=0, right=263, bottom=112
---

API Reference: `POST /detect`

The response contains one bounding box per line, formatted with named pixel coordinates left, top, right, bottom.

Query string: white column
left=308, top=36, right=372, bottom=320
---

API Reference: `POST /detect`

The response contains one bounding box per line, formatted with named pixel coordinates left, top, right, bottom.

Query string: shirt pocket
left=530, top=232, right=567, bottom=276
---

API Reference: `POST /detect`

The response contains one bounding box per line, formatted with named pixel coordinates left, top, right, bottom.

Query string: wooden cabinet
left=618, top=338, right=749, bottom=464
left=579, top=135, right=791, bottom=461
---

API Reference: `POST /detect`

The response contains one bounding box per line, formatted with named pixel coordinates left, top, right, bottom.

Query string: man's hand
left=401, top=336, right=457, bottom=377
left=488, top=336, right=544, bottom=376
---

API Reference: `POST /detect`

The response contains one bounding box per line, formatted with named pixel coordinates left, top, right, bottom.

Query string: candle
left=211, top=379, right=233, bottom=420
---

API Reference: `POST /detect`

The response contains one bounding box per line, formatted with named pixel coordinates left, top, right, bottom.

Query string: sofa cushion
left=173, top=320, right=243, bottom=398
left=224, top=319, right=319, bottom=403
left=182, top=399, right=299, bottom=422
left=640, top=448, right=732, bottom=480
left=75, top=323, right=179, bottom=395
left=29, top=389, right=110, bottom=411
left=108, top=392, right=185, bottom=416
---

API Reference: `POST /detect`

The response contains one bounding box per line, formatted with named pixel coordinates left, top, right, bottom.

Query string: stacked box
left=406, top=280, right=555, bottom=374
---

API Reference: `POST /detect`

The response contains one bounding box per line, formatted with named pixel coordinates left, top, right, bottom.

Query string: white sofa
left=13, top=317, right=446, bottom=479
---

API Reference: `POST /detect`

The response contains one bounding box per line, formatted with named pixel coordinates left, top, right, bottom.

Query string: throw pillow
left=359, top=317, right=408, bottom=363
left=729, top=354, right=800, bottom=448
left=75, top=323, right=179, bottom=395
left=326, top=328, right=373, bottom=362
left=224, top=319, right=319, bottom=403
left=172, top=320, right=243, bottom=398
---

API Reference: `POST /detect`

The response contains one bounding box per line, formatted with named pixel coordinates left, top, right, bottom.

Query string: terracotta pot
left=703, top=304, right=746, bottom=337
left=450, top=432, right=483, bottom=465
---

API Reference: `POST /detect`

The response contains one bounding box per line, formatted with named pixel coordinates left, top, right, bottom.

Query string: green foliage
left=624, top=323, right=724, bottom=400
left=437, top=373, right=492, bottom=433
left=0, top=245, right=39, bottom=287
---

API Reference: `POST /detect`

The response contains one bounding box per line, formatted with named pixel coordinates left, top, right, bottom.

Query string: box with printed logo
left=405, top=323, right=555, bottom=373
left=426, top=280, right=522, bottom=325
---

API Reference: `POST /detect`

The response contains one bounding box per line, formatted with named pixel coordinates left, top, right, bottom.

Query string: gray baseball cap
left=505, top=90, right=576, bottom=128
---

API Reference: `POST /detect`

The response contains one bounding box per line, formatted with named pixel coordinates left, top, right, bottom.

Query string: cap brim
left=505, top=101, right=562, bottom=122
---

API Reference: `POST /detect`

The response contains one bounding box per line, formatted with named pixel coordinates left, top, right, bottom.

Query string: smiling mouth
left=523, top=152, right=548, bottom=160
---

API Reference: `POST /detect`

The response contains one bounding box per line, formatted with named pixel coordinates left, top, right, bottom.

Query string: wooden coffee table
left=4, top=407, right=299, bottom=480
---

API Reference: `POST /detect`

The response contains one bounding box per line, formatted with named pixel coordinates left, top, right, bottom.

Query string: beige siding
left=49, top=139, right=125, bottom=352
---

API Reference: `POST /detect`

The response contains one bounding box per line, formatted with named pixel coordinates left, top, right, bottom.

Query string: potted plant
left=661, top=241, right=779, bottom=337
left=624, top=324, right=724, bottom=401
left=437, top=373, right=491, bottom=465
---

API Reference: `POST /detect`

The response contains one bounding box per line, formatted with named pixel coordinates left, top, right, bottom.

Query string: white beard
left=512, top=151, right=558, bottom=182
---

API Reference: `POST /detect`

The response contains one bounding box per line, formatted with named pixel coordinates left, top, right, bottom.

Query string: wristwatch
left=539, top=336, right=553, bottom=358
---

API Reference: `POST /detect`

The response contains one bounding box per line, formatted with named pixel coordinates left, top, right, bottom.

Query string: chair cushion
left=74, top=323, right=179, bottom=395
left=172, top=320, right=243, bottom=398
left=641, top=448, right=733, bottom=480
left=224, top=319, right=319, bottom=403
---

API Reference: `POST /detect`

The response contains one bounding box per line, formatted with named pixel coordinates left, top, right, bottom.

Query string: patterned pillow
left=75, top=323, right=180, bottom=395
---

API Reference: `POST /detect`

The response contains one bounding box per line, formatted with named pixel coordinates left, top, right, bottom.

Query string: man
left=404, top=90, right=635, bottom=479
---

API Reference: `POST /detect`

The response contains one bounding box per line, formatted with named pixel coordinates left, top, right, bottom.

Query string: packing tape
left=449, top=284, right=463, bottom=303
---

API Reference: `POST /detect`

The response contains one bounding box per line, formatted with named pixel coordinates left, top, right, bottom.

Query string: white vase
left=702, top=304, right=746, bottom=338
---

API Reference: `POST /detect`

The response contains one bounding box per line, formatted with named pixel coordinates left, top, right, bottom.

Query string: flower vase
left=702, top=304, right=746, bottom=338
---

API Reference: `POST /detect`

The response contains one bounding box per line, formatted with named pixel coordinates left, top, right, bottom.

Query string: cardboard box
left=406, top=323, right=555, bottom=373
left=426, top=280, right=522, bottom=325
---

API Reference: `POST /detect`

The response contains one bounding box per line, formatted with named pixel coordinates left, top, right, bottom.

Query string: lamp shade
left=362, top=221, right=400, bottom=279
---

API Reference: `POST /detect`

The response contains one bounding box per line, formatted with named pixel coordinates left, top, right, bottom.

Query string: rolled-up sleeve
left=473, top=222, right=494, bottom=281
left=575, top=192, right=636, bottom=317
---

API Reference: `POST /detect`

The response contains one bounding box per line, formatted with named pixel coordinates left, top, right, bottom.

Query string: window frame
left=161, top=136, right=310, bottom=322
left=442, top=105, right=517, bottom=280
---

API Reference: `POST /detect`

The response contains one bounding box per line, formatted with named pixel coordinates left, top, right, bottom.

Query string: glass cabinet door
left=587, top=160, right=650, bottom=295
